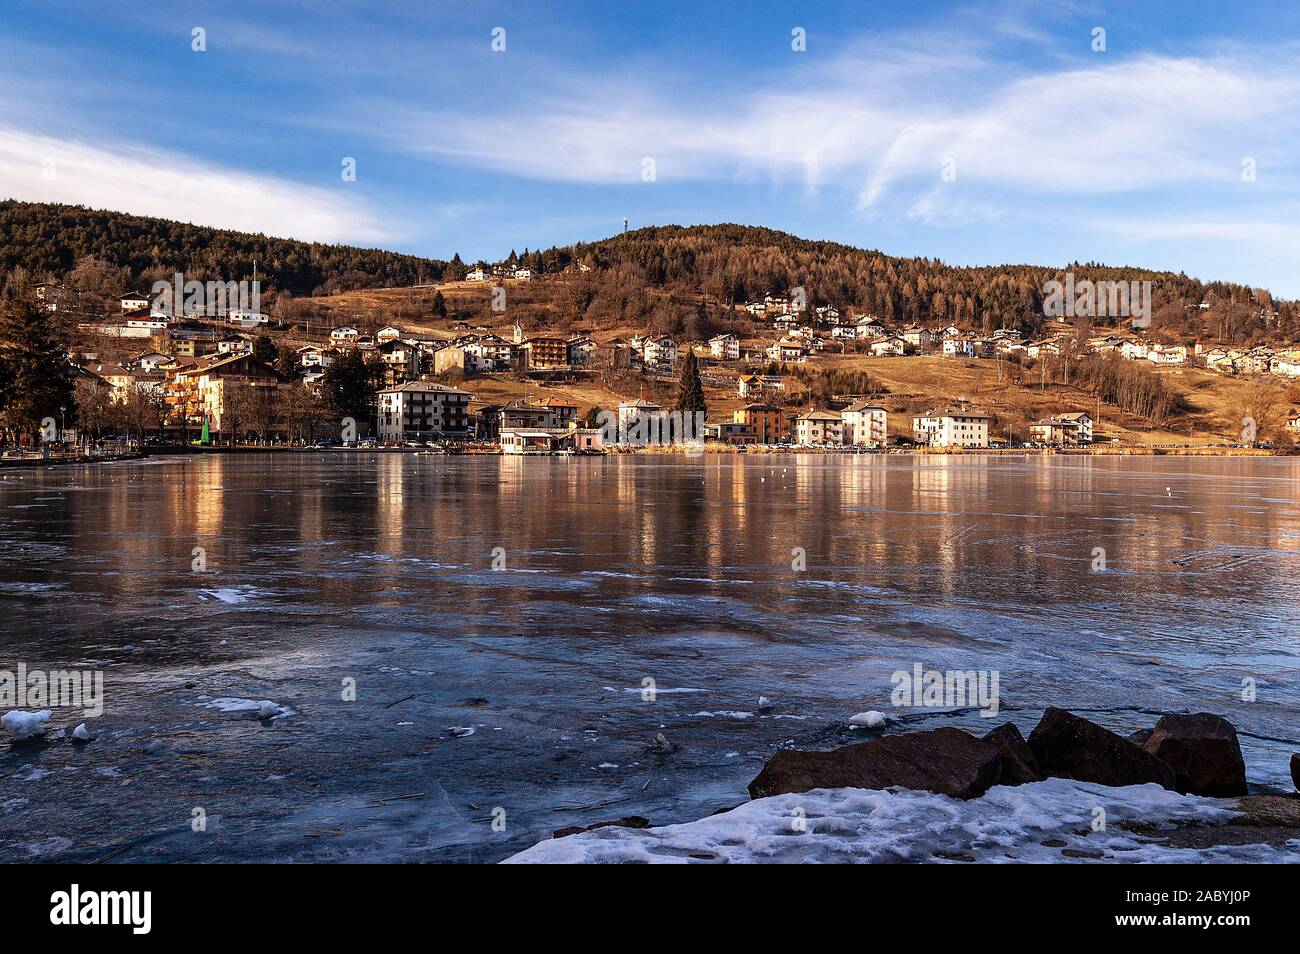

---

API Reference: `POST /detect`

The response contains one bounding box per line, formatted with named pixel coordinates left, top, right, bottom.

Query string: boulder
left=1129, top=728, right=1153, bottom=747
left=1027, top=707, right=1176, bottom=790
left=1140, top=713, right=1246, bottom=796
left=553, top=816, right=650, bottom=839
left=983, top=723, right=1042, bottom=784
left=748, top=726, right=1003, bottom=800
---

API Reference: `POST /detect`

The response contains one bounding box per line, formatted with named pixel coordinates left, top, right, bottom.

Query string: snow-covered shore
left=504, top=778, right=1300, bottom=864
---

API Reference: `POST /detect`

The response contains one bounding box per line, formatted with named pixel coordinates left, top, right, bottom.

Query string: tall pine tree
left=0, top=295, right=76, bottom=444
left=675, top=348, right=707, bottom=418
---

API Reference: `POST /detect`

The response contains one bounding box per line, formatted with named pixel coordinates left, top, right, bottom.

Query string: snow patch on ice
left=3, top=709, right=52, bottom=741
left=848, top=711, right=894, bottom=728
left=196, top=586, right=262, bottom=604
left=196, top=697, right=293, bottom=719
left=692, top=710, right=755, bottom=719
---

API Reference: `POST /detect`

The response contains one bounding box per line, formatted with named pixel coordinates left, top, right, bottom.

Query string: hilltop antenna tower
left=623, top=217, right=628, bottom=234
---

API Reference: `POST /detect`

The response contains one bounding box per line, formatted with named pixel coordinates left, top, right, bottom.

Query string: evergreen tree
left=432, top=290, right=447, bottom=320
left=275, top=343, right=302, bottom=381
left=321, top=349, right=379, bottom=421
left=0, top=295, right=76, bottom=444
left=444, top=254, right=466, bottom=281
left=252, top=334, right=277, bottom=364
left=675, top=348, right=707, bottom=418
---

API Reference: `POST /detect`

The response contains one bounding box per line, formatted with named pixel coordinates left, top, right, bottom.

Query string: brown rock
left=1129, top=728, right=1153, bottom=746
left=1027, top=708, right=1176, bottom=789
left=748, top=726, right=1003, bottom=800
left=983, top=723, right=1042, bottom=784
left=552, top=816, right=650, bottom=839
left=1118, top=795, right=1300, bottom=850
left=1140, top=713, right=1247, bottom=796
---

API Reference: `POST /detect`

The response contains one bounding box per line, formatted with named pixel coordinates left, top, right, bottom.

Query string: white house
left=870, top=336, right=906, bottom=357
left=228, top=308, right=269, bottom=328
left=1053, top=411, right=1094, bottom=444
left=709, top=334, right=740, bottom=361
left=855, top=315, right=887, bottom=339
left=126, top=316, right=169, bottom=332
left=1146, top=344, right=1188, bottom=365
left=767, top=340, right=805, bottom=363
left=1119, top=340, right=1151, bottom=361
left=616, top=399, right=662, bottom=441
left=130, top=351, right=173, bottom=373
left=466, top=266, right=490, bottom=282
left=1271, top=354, right=1300, bottom=378
left=567, top=335, right=598, bottom=367
left=764, top=294, right=792, bottom=315
left=330, top=326, right=360, bottom=342
left=901, top=326, right=933, bottom=350
left=794, top=409, right=842, bottom=446
left=841, top=402, right=888, bottom=446
left=298, top=345, right=335, bottom=369
left=641, top=335, right=678, bottom=367
left=465, top=334, right=515, bottom=371
left=738, top=374, right=784, bottom=399
left=377, top=382, right=473, bottom=442
left=120, top=292, right=151, bottom=312
left=913, top=407, right=991, bottom=448
left=942, top=336, right=977, bottom=358
left=376, top=325, right=402, bottom=343
left=216, top=335, right=252, bottom=354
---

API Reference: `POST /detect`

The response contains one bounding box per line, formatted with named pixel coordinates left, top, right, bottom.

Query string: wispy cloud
left=372, top=40, right=1300, bottom=225
left=0, top=125, right=393, bottom=245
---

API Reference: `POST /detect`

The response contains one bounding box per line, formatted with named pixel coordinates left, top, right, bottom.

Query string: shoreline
left=506, top=707, right=1300, bottom=864
left=0, top=443, right=1288, bottom=469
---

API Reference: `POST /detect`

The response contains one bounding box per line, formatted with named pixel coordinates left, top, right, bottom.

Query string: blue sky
left=4, top=1, right=1300, bottom=294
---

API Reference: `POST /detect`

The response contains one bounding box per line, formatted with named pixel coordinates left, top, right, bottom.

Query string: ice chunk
left=2, top=709, right=52, bottom=741
left=848, top=710, right=891, bottom=728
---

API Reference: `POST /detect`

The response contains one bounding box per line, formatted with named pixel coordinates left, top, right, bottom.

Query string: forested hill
left=0, top=200, right=447, bottom=296
left=571, top=224, right=1297, bottom=343
left=3, top=200, right=1294, bottom=344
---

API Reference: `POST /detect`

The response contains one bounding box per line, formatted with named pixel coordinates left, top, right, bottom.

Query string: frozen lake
left=1, top=453, right=1297, bottom=862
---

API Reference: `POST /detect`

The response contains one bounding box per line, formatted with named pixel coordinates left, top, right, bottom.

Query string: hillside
left=573, top=224, right=1298, bottom=346
left=0, top=200, right=447, bottom=296
left=4, top=201, right=1295, bottom=345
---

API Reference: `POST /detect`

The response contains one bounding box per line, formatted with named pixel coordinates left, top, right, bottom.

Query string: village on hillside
left=9, top=260, right=1300, bottom=458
